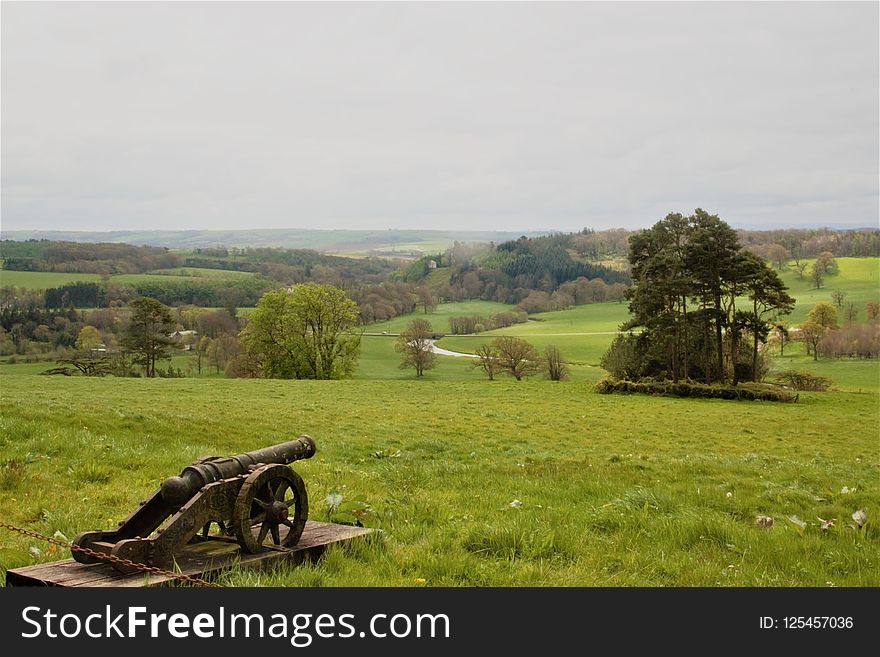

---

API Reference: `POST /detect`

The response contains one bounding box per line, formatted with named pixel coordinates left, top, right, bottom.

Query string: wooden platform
left=5, top=521, right=373, bottom=587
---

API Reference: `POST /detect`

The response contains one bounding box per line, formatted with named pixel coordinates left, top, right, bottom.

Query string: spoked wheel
left=232, top=464, right=309, bottom=553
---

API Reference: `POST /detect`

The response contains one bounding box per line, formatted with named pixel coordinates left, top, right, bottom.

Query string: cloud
left=1, top=2, right=877, bottom=232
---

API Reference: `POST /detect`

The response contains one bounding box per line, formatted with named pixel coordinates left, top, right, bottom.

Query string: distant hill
left=0, top=229, right=547, bottom=253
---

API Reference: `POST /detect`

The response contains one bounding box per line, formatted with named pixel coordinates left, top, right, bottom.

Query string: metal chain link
left=0, top=522, right=221, bottom=587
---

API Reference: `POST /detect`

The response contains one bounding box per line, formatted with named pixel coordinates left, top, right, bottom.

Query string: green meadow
left=779, top=257, right=879, bottom=325
left=366, top=301, right=514, bottom=335
left=0, top=268, right=255, bottom=291
left=0, top=376, right=876, bottom=587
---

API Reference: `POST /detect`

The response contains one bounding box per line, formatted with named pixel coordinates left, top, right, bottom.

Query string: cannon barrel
left=160, top=436, right=316, bottom=507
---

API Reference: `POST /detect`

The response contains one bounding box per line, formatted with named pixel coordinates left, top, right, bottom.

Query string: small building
left=170, top=330, right=199, bottom=350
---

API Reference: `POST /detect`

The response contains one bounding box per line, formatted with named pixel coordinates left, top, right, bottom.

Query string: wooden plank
left=5, top=521, right=373, bottom=587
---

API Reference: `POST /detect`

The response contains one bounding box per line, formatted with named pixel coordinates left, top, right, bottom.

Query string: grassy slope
left=0, top=375, right=876, bottom=587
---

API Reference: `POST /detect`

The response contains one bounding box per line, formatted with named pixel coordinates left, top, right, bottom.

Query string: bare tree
left=492, top=336, right=540, bottom=381
left=416, top=286, right=436, bottom=314
left=395, top=319, right=437, bottom=377
left=801, top=321, right=826, bottom=361
left=544, top=345, right=569, bottom=381
left=471, top=343, right=502, bottom=380
left=773, top=321, right=791, bottom=356
left=844, top=302, right=859, bottom=324
left=207, top=333, right=241, bottom=374
left=766, top=244, right=791, bottom=270
left=866, top=301, right=880, bottom=323
left=794, top=261, right=808, bottom=279
left=831, top=290, right=847, bottom=308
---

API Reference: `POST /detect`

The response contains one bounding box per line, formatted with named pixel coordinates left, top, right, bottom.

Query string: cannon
left=72, top=436, right=316, bottom=572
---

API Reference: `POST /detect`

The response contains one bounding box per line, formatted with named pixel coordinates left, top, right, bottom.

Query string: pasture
left=0, top=375, right=876, bottom=586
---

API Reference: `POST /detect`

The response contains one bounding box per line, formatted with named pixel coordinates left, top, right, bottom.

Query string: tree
left=809, top=263, right=824, bottom=289
left=395, top=319, right=437, bottom=377
left=241, top=284, right=361, bottom=379
left=866, top=301, right=880, bottom=323
left=192, top=336, right=212, bottom=375
left=687, top=209, right=741, bottom=383
left=75, top=325, right=102, bottom=353
left=794, top=261, right=808, bottom=279
left=773, top=321, right=791, bottom=356
left=196, top=310, right=239, bottom=338
left=801, top=321, right=826, bottom=361
left=491, top=336, right=540, bottom=381
left=844, top=302, right=859, bottom=324
left=831, top=290, right=847, bottom=308
left=814, top=251, right=838, bottom=276
left=806, top=302, right=839, bottom=330
left=416, top=286, right=436, bottom=314
left=544, top=345, right=569, bottom=381
left=207, top=333, right=241, bottom=374
left=741, top=253, right=795, bottom=382
left=121, top=297, right=175, bottom=377
left=472, top=343, right=502, bottom=380
left=766, top=244, right=791, bottom=270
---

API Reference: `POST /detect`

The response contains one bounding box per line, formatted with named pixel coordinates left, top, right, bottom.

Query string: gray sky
left=2, top=1, right=878, bottom=233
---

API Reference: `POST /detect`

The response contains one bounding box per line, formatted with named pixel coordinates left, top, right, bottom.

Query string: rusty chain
left=0, top=522, right=221, bottom=587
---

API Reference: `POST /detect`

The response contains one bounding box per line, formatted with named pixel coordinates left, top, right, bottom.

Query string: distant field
left=329, top=239, right=453, bottom=258
left=0, top=269, right=251, bottom=291
left=149, top=267, right=258, bottom=279
left=0, top=375, right=875, bottom=586
left=369, top=299, right=629, bottom=365
left=438, top=332, right=616, bottom=366
left=780, top=257, right=879, bottom=324
left=0, top=270, right=104, bottom=288
left=355, top=334, right=604, bottom=382
left=769, top=353, right=880, bottom=393
left=366, top=300, right=515, bottom=334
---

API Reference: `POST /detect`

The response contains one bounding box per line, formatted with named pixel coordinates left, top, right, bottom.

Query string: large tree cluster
left=602, top=210, right=795, bottom=385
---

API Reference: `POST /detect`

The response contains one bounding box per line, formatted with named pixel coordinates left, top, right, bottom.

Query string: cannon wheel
left=232, top=464, right=309, bottom=553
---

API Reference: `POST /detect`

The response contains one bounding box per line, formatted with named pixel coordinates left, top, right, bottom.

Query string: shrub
left=594, top=378, right=797, bottom=402
left=773, top=370, right=832, bottom=391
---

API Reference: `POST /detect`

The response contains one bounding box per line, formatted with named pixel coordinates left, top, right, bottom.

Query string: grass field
left=149, top=267, right=258, bottom=279
left=768, top=354, right=880, bottom=393
left=0, top=269, right=253, bottom=290
left=366, top=301, right=515, bottom=335
left=355, top=335, right=605, bottom=383
left=0, top=375, right=876, bottom=586
left=779, top=257, right=879, bottom=325
left=434, top=301, right=629, bottom=365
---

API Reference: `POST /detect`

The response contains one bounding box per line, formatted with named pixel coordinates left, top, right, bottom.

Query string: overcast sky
left=2, top=1, right=877, bottom=233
